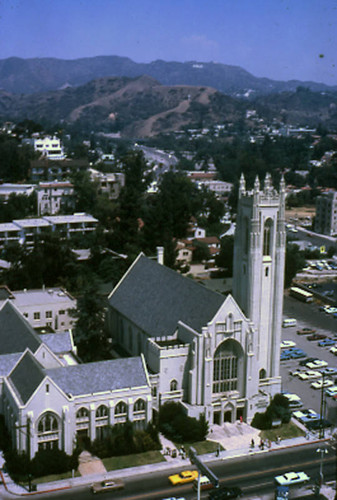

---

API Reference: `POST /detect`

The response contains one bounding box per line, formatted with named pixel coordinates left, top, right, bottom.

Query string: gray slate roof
left=0, top=301, right=41, bottom=355
left=108, top=254, right=225, bottom=337
left=0, top=352, right=22, bottom=376
left=45, top=356, right=148, bottom=397
left=9, top=351, right=45, bottom=405
left=39, top=332, right=73, bottom=354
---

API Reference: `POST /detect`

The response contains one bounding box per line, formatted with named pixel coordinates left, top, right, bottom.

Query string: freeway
left=19, top=443, right=336, bottom=500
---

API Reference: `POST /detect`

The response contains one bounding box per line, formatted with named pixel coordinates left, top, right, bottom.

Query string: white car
left=325, top=386, right=337, bottom=397
left=330, top=346, right=337, bottom=355
left=281, top=340, right=296, bottom=349
left=311, top=379, right=334, bottom=390
left=298, top=370, right=322, bottom=380
left=274, top=471, right=310, bottom=486
left=306, top=359, right=328, bottom=369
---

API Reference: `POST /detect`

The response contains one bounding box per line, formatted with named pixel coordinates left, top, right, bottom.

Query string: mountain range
left=1, top=56, right=337, bottom=138
left=1, top=55, right=336, bottom=96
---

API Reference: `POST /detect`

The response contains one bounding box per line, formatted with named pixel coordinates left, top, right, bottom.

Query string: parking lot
left=280, top=295, right=337, bottom=426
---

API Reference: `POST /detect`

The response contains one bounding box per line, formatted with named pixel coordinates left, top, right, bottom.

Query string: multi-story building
left=89, top=169, right=125, bottom=200
left=315, top=191, right=337, bottom=236
left=37, top=182, right=75, bottom=216
left=0, top=286, right=76, bottom=332
left=30, top=159, right=88, bottom=183
left=0, top=213, right=98, bottom=248
left=33, top=136, right=66, bottom=160
left=0, top=183, right=35, bottom=202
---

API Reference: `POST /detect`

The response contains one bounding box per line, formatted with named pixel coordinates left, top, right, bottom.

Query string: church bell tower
left=232, top=173, right=286, bottom=387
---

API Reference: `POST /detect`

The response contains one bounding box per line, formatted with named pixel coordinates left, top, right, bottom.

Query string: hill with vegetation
left=0, top=55, right=336, bottom=96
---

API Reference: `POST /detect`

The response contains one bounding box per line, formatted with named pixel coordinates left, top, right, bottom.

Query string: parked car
left=330, top=346, right=337, bottom=355
left=307, top=333, right=327, bottom=341
left=289, top=368, right=306, bottom=376
left=298, top=370, right=322, bottom=380
left=297, top=327, right=316, bottom=335
left=320, top=367, right=337, bottom=376
left=293, top=409, right=319, bottom=423
left=91, top=479, right=124, bottom=494
left=280, top=340, right=296, bottom=349
left=274, top=471, right=310, bottom=486
left=168, top=470, right=198, bottom=486
left=280, top=352, right=291, bottom=361
left=289, top=350, right=306, bottom=359
left=306, top=359, right=328, bottom=369
left=325, top=386, right=337, bottom=397
left=208, top=486, right=242, bottom=499
left=310, top=379, right=334, bottom=390
left=299, top=357, right=318, bottom=366
left=318, top=338, right=336, bottom=347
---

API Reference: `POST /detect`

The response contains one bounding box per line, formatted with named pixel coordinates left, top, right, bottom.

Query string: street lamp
left=316, top=447, right=328, bottom=487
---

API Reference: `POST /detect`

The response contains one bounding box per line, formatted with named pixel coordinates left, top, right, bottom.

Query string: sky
left=1, top=0, right=337, bottom=85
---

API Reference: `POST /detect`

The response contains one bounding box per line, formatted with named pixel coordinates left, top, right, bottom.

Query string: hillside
left=0, top=76, right=246, bottom=138
left=0, top=55, right=336, bottom=96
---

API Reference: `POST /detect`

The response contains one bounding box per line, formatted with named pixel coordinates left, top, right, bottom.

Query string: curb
left=0, top=437, right=332, bottom=496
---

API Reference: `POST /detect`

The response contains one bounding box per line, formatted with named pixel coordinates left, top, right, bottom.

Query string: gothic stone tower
left=232, top=173, right=286, bottom=394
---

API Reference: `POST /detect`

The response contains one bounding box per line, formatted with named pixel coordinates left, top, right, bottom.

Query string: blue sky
left=1, top=0, right=336, bottom=85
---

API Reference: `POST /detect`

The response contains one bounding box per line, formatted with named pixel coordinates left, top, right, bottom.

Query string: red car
left=297, top=328, right=316, bottom=336
left=307, top=333, right=327, bottom=341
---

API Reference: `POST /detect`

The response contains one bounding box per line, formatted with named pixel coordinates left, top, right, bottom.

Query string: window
left=263, top=218, right=273, bottom=256
left=34, top=312, right=40, bottom=320
left=23, top=313, right=28, bottom=318
left=213, top=340, right=243, bottom=395
left=37, top=412, right=60, bottom=451
left=46, top=384, right=49, bottom=393
left=115, top=401, right=128, bottom=425
left=265, top=267, right=269, bottom=277
left=170, top=380, right=178, bottom=392
left=46, top=311, right=52, bottom=318
left=133, top=399, right=146, bottom=430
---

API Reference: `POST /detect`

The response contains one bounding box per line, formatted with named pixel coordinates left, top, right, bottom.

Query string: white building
left=0, top=287, right=77, bottom=332
left=107, top=174, right=286, bottom=424
left=0, top=184, right=35, bottom=202
left=315, top=191, right=337, bottom=236
left=0, top=301, right=151, bottom=458
left=89, top=168, right=125, bottom=200
left=34, top=136, right=66, bottom=161
left=37, top=182, right=75, bottom=216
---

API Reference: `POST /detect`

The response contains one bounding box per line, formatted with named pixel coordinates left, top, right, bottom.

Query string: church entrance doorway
left=213, top=411, right=221, bottom=425
left=224, top=410, right=232, bottom=423
left=236, top=407, right=244, bottom=421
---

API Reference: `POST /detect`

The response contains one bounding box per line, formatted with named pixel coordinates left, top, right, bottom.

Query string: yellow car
left=168, top=470, right=198, bottom=486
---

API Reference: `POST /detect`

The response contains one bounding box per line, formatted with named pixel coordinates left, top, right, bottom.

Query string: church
left=107, top=173, right=286, bottom=424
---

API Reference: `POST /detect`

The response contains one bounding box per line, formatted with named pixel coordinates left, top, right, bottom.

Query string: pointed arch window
left=263, top=218, right=273, bottom=256
left=37, top=412, right=60, bottom=451
left=170, top=379, right=178, bottom=392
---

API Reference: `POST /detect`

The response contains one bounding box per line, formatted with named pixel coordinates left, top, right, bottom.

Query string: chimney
left=156, top=246, right=164, bottom=265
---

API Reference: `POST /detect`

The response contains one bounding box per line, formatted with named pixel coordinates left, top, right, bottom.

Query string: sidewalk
left=0, top=432, right=335, bottom=498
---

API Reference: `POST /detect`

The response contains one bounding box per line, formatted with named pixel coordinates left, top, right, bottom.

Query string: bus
left=290, top=286, right=313, bottom=303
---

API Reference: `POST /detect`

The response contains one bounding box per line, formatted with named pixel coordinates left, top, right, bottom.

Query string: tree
left=73, top=280, right=111, bottom=361
left=215, top=236, right=234, bottom=276
left=284, top=243, right=306, bottom=288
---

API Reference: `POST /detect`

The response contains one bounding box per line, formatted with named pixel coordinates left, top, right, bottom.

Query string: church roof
left=39, top=331, right=73, bottom=354
left=45, top=356, right=148, bottom=396
left=108, top=254, right=225, bottom=337
left=0, top=301, right=41, bottom=355
left=9, top=350, right=45, bottom=405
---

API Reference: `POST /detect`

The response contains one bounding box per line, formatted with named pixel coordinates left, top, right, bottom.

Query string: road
left=25, top=444, right=335, bottom=500
left=282, top=295, right=337, bottom=424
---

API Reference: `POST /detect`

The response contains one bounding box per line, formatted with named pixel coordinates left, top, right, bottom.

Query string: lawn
left=32, top=470, right=80, bottom=485
left=260, top=421, right=306, bottom=442
left=174, top=440, right=223, bottom=455
left=102, top=450, right=165, bottom=471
